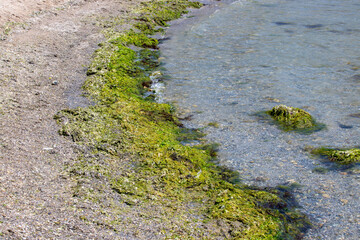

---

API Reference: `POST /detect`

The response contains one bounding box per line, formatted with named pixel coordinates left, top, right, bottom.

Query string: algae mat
left=55, top=0, right=310, bottom=239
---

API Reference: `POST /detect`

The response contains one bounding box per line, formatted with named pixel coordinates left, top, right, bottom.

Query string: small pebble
left=322, top=194, right=330, bottom=198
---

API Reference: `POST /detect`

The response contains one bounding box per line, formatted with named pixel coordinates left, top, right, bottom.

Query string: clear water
left=160, top=0, right=360, bottom=239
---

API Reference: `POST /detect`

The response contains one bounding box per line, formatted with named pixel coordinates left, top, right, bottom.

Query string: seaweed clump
left=134, top=0, right=202, bottom=35
left=310, top=147, right=360, bottom=165
left=267, top=105, right=324, bottom=133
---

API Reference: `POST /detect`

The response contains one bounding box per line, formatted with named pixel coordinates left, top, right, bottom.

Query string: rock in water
left=267, top=105, right=316, bottom=131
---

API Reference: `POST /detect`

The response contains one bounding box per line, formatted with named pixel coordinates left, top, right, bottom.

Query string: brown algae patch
left=310, top=147, right=360, bottom=165
left=267, top=105, right=325, bottom=133
left=55, top=0, right=310, bottom=238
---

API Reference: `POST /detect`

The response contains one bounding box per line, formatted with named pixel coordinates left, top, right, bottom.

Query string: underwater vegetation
left=267, top=105, right=325, bottom=133
left=310, top=147, right=360, bottom=165
left=55, top=0, right=310, bottom=238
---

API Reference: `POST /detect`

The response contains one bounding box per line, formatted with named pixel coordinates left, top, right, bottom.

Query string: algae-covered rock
left=267, top=104, right=321, bottom=132
left=311, top=147, right=360, bottom=164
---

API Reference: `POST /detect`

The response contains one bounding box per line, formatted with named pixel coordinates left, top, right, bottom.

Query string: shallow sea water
left=160, top=0, right=360, bottom=239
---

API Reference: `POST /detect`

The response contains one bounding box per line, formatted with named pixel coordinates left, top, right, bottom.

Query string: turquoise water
left=160, top=0, right=360, bottom=239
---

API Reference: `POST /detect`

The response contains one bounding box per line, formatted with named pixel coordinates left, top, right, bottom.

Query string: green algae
left=310, top=147, right=360, bottom=165
left=266, top=105, right=325, bottom=133
left=55, top=0, right=310, bottom=238
left=134, top=0, right=202, bottom=35
left=176, top=128, right=206, bottom=143
left=208, top=122, right=220, bottom=128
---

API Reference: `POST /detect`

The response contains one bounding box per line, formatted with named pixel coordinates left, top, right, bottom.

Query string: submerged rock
left=351, top=74, right=360, bottom=81
left=267, top=105, right=317, bottom=131
left=311, top=148, right=360, bottom=165
left=348, top=113, right=360, bottom=118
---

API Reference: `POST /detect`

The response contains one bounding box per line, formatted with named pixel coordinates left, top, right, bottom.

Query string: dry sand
left=0, top=0, right=67, bottom=26
left=0, top=0, right=145, bottom=238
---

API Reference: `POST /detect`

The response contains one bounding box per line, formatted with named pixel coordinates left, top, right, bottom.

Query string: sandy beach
left=0, top=0, right=144, bottom=237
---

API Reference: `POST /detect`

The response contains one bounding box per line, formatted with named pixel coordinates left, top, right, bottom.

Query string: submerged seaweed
left=310, top=147, right=360, bottom=165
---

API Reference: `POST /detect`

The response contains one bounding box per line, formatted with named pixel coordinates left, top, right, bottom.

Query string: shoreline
left=1, top=0, right=309, bottom=238
left=56, top=0, right=310, bottom=238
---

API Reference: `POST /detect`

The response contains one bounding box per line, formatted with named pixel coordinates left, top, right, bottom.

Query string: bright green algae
left=134, top=0, right=202, bottom=35
left=55, top=0, right=310, bottom=238
left=310, top=147, right=360, bottom=165
left=267, top=105, right=325, bottom=133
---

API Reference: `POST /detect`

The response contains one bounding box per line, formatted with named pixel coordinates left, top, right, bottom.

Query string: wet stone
left=348, top=113, right=360, bottom=118
left=350, top=74, right=360, bottom=82
left=304, top=24, right=324, bottom=29
left=274, top=21, right=295, bottom=26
